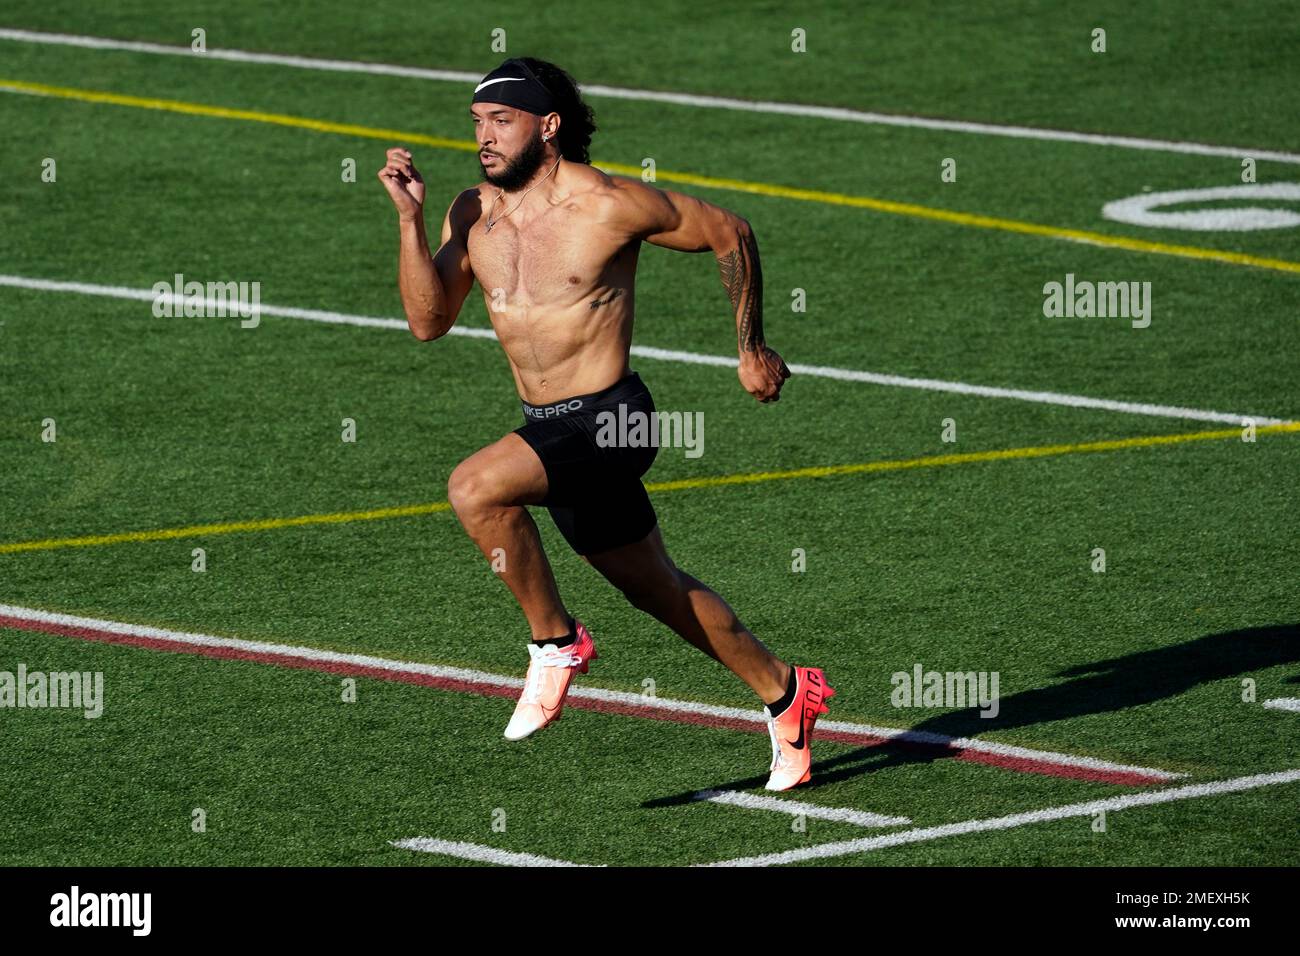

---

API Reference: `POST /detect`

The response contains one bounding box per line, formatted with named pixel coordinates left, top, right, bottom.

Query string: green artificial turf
left=1, top=0, right=1297, bottom=866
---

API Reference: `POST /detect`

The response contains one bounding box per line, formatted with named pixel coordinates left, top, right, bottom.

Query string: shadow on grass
left=645, top=623, right=1299, bottom=806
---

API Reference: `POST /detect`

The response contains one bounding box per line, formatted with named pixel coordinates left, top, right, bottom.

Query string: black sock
left=533, top=618, right=577, bottom=649
left=764, top=668, right=798, bottom=717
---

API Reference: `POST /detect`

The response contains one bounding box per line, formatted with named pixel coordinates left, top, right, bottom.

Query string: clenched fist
left=739, top=345, right=791, bottom=403
left=378, top=147, right=426, bottom=221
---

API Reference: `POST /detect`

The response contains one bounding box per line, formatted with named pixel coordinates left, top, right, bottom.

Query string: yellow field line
left=3, top=78, right=1299, bottom=276
left=644, top=421, right=1299, bottom=491
left=0, top=78, right=473, bottom=152
left=3, top=422, right=1296, bottom=555
left=0, top=502, right=452, bottom=554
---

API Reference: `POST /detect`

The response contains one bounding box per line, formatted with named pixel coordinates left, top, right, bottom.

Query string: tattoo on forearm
left=718, top=229, right=763, bottom=352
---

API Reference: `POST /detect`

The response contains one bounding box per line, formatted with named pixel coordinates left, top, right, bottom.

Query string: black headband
left=471, top=58, right=557, bottom=116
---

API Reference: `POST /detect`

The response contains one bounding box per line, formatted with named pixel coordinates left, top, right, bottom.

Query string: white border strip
left=0, top=602, right=1183, bottom=782
left=2, top=28, right=1297, bottom=164
left=1, top=274, right=1288, bottom=426
left=703, top=768, right=1300, bottom=866
left=694, top=789, right=911, bottom=828
left=390, top=838, right=592, bottom=866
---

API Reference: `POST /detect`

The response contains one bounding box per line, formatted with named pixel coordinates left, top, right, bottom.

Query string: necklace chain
left=485, top=155, right=563, bottom=234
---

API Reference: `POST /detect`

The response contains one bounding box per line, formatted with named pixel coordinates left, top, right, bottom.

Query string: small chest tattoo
left=589, top=288, right=625, bottom=310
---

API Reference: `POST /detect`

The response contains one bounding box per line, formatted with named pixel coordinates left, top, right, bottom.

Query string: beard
left=479, top=130, right=548, bottom=191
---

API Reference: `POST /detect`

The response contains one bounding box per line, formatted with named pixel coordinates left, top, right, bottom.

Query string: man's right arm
left=378, top=147, right=475, bottom=341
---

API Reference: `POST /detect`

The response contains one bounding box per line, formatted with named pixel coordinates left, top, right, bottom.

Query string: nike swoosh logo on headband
left=474, top=76, right=527, bottom=94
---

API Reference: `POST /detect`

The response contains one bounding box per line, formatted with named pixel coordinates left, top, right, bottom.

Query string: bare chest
left=468, top=201, right=621, bottom=305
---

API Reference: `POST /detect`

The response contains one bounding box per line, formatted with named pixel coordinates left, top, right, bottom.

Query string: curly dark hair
left=519, top=57, right=597, bottom=164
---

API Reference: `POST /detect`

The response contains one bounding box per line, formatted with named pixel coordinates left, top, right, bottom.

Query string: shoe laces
left=521, top=641, right=584, bottom=704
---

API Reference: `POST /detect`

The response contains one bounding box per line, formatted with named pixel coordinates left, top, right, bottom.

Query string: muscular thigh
left=451, top=432, right=550, bottom=506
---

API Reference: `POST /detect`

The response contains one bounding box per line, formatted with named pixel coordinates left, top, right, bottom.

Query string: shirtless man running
left=377, top=57, right=832, bottom=791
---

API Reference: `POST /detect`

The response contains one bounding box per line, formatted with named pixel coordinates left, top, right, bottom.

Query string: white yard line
left=693, top=789, right=911, bottom=828
left=1262, top=698, right=1300, bottom=713
left=1, top=274, right=1289, bottom=426
left=399, top=771, right=1300, bottom=867
left=2, top=28, right=1297, bottom=164
left=0, top=602, right=1183, bottom=784
left=702, top=768, right=1300, bottom=866
left=390, top=838, right=593, bottom=866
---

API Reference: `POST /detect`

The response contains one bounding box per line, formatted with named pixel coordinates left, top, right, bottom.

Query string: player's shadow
left=644, top=623, right=1299, bottom=806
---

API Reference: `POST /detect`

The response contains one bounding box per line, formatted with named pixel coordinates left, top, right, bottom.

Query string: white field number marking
left=1103, top=183, right=1300, bottom=231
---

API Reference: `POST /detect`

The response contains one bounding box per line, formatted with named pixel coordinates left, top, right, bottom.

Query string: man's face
left=472, top=104, right=548, bottom=190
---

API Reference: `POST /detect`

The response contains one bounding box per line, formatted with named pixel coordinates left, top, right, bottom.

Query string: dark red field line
left=1, top=613, right=1170, bottom=787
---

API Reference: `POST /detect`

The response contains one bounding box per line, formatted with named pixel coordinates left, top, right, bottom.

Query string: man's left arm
left=612, top=179, right=791, bottom=402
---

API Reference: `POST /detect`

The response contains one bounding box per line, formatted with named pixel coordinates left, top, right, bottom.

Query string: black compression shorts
left=513, top=371, right=659, bottom=556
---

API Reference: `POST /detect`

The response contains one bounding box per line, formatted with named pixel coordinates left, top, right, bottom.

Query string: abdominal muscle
left=484, top=294, right=635, bottom=404
left=465, top=172, right=641, bottom=404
